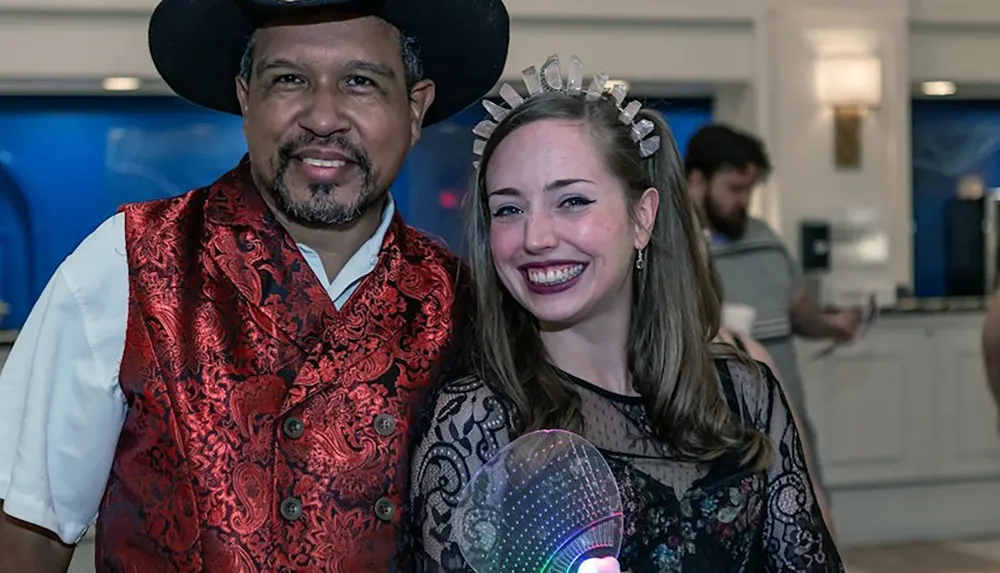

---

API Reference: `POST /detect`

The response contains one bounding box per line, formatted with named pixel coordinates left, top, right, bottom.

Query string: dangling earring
left=635, top=248, right=646, bottom=271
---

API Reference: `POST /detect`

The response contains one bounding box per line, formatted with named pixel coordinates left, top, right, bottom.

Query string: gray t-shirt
left=708, top=221, right=828, bottom=492
left=709, top=217, right=801, bottom=342
left=708, top=218, right=808, bottom=412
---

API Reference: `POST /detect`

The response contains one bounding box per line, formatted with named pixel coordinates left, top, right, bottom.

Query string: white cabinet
left=932, top=324, right=1000, bottom=479
left=795, top=313, right=1000, bottom=547
left=800, top=328, right=937, bottom=486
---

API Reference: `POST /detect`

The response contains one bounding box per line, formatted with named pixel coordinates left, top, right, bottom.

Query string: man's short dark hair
left=684, top=123, right=772, bottom=181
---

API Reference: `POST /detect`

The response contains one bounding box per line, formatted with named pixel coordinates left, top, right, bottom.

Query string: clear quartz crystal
left=499, top=83, right=524, bottom=109
left=566, top=55, right=584, bottom=94
left=482, top=99, right=509, bottom=122
left=609, top=83, right=627, bottom=106
left=540, top=54, right=563, bottom=91
left=631, top=119, right=654, bottom=142
left=639, top=135, right=661, bottom=157
left=473, top=139, right=487, bottom=156
left=522, top=65, right=543, bottom=95
left=585, top=73, right=609, bottom=100
left=619, top=101, right=641, bottom=124
left=473, top=120, right=497, bottom=139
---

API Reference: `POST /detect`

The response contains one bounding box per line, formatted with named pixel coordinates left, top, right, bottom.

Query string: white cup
left=722, top=303, right=756, bottom=336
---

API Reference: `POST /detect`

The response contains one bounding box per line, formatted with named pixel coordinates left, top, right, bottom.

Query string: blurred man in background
left=686, top=123, right=861, bottom=508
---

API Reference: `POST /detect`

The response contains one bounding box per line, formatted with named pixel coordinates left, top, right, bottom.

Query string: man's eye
left=274, top=75, right=303, bottom=85
left=346, top=76, right=376, bottom=88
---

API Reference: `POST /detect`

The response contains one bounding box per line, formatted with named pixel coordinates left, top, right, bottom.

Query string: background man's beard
left=703, top=197, right=747, bottom=239
left=270, top=134, right=384, bottom=226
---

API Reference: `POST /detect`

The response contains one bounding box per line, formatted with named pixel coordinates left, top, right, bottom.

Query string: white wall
left=7, top=0, right=1000, bottom=84
left=765, top=1, right=912, bottom=300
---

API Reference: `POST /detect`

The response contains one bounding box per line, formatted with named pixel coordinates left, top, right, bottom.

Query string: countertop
left=877, top=296, right=989, bottom=316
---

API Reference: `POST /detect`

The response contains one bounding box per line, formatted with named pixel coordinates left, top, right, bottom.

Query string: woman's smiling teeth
left=526, top=264, right=585, bottom=285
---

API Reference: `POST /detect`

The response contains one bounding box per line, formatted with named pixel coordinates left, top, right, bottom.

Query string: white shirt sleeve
left=0, top=213, right=129, bottom=545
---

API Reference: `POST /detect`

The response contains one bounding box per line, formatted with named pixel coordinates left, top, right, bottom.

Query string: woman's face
left=484, top=119, right=657, bottom=328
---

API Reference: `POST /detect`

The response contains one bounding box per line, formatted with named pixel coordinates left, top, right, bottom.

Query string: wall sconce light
left=815, top=56, right=882, bottom=169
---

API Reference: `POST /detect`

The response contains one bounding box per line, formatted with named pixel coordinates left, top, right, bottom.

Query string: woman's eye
left=491, top=205, right=522, bottom=218
left=560, top=196, right=595, bottom=208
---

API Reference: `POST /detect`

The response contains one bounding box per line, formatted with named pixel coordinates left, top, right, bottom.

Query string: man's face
left=698, top=166, right=758, bottom=239
left=236, top=12, right=435, bottom=226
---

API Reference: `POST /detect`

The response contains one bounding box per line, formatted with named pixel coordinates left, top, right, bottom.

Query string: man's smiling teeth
left=527, top=265, right=584, bottom=285
left=302, top=158, right=346, bottom=168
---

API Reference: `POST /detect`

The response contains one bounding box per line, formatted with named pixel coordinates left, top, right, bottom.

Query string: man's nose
left=299, top=85, right=351, bottom=137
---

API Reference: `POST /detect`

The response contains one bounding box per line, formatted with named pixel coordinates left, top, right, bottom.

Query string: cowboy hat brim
left=147, top=0, right=509, bottom=126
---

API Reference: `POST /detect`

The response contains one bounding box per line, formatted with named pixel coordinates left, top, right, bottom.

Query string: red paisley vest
left=95, top=162, right=466, bottom=572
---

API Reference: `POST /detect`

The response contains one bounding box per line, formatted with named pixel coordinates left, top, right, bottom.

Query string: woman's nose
left=523, top=212, right=557, bottom=253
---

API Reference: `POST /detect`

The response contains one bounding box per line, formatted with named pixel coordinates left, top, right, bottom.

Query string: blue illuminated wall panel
left=911, top=100, right=1000, bottom=297
left=0, top=96, right=711, bottom=328
left=0, top=96, right=246, bottom=328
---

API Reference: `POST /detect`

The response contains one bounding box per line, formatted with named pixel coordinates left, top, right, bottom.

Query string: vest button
left=280, top=497, right=303, bottom=521
left=374, top=497, right=395, bottom=522
left=373, top=414, right=396, bottom=436
left=282, top=416, right=305, bottom=439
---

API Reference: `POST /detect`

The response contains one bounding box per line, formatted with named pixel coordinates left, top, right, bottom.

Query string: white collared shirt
left=0, top=196, right=396, bottom=545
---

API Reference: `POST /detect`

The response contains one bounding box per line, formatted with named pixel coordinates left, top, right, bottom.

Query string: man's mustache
left=276, top=134, right=372, bottom=174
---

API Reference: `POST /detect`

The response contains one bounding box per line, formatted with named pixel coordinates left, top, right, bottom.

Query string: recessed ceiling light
left=102, top=77, right=142, bottom=91
left=921, top=81, right=956, bottom=96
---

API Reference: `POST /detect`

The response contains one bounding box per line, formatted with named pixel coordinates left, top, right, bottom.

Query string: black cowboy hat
left=148, top=0, right=510, bottom=125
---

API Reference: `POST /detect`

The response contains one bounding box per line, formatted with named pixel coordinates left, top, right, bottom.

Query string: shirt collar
left=296, top=195, right=396, bottom=296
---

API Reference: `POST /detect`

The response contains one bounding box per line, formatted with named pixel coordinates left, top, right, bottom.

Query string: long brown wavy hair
left=466, top=91, right=772, bottom=470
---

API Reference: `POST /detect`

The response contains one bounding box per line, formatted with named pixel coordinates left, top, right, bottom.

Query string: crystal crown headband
left=471, top=54, right=661, bottom=169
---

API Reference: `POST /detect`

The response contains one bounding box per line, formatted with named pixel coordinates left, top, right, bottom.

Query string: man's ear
left=408, top=79, right=436, bottom=146
left=235, top=75, right=251, bottom=135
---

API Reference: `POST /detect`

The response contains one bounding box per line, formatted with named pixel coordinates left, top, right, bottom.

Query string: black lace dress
left=405, top=359, right=844, bottom=572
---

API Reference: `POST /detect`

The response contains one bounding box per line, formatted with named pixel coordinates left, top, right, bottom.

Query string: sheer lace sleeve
left=729, top=360, right=844, bottom=572
left=407, top=375, right=516, bottom=572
